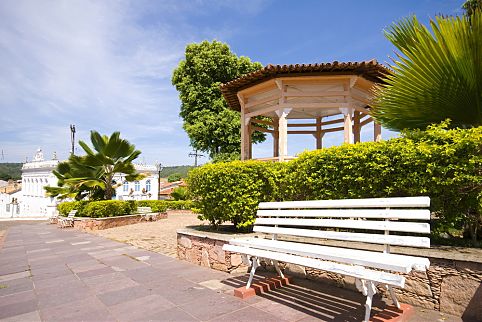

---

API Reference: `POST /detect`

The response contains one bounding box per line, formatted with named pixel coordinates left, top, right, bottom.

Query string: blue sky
left=0, top=0, right=464, bottom=165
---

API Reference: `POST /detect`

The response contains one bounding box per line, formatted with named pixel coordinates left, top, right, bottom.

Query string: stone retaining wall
left=72, top=213, right=167, bottom=231
left=177, top=229, right=482, bottom=320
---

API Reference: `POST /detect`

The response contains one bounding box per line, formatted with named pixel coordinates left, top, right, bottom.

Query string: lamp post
left=155, top=162, right=163, bottom=200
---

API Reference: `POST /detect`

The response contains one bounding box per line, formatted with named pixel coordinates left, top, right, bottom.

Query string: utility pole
left=70, top=124, right=76, bottom=156
left=188, top=150, right=204, bottom=167
left=155, top=162, right=163, bottom=200
left=1, top=149, right=4, bottom=161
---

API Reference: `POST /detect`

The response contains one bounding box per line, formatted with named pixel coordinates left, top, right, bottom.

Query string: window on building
left=123, top=181, right=129, bottom=192
left=146, top=180, right=151, bottom=192
left=134, top=181, right=140, bottom=192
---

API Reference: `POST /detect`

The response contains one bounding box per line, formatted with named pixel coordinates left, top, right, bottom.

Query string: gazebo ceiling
left=221, top=60, right=390, bottom=112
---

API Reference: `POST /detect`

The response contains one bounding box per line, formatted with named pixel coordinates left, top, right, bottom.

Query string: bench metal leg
left=246, top=257, right=259, bottom=289
left=387, top=285, right=400, bottom=309
left=363, top=281, right=376, bottom=322
left=272, top=260, right=284, bottom=278
left=356, top=279, right=377, bottom=322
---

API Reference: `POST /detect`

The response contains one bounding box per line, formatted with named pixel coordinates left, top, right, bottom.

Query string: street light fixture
left=155, top=162, right=163, bottom=200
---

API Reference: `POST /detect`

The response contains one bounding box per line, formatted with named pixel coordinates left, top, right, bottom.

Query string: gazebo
left=221, top=60, right=389, bottom=161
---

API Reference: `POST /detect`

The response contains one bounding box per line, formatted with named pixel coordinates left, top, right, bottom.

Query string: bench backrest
left=67, top=210, right=77, bottom=218
left=137, top=207, right=152, bottom=214
left=255, top=196, right=431, bottom=250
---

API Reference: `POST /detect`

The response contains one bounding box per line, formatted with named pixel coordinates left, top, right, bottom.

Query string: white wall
left=114, top=164, right=159, bottom=201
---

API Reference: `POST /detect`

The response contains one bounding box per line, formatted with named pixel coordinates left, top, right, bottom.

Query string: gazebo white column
left=241, top=116, right=252, bottom=160
left=272, top=116, right=279, bottom=157
left=353, top=111, right=361, bottom=143
left=240, top=92, right=252, bottom=160
left=315, top=116, right=323, bottom=149
left=276, top=108, right=292, bottom=159
left=340, top=105, right=353, bottom=144
left=374, top=122, right=382, bottom=142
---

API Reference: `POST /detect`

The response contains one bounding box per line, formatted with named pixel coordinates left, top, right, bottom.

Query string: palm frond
left=372, top=12, right=482, bottom=131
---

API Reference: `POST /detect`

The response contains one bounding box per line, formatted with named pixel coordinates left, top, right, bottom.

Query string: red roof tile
left=220, top=60, right=390, bottom=111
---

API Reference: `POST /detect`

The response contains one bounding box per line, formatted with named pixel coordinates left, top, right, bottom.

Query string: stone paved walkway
left=0, top=222, right=459, bottom=322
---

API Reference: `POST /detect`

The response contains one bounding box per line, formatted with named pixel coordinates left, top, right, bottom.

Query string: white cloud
left=0, top=0, right=207, bottom=164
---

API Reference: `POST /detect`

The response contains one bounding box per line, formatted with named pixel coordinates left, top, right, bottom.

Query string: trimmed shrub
left=57, top=200, right=89, bottom=216
left=136, top=200, right=168, bottom=213
left=187, top=123, right=482, bottom=239
left=164, top=200, right=193, bottom=210
left=287, top=123, right=482, bottom=238
left=187, top=161, right=286, bottom=229
left=135, top=200, right=193, bottom=212
left=56, top=199, right=193, bottom=219
left=82, top=200, right=135, bottom=218
left=171, top=186, right=187, bottom=200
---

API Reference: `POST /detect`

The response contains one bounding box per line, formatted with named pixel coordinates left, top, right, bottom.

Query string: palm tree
left=372, top=11, right=482, bottom=131
left=45, top=155, right=105, bottom=200
left=46, top=131, right=143, bottom=200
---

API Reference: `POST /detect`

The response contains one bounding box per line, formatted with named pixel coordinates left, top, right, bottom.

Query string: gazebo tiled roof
left=221, top=60, right=390, bottom=111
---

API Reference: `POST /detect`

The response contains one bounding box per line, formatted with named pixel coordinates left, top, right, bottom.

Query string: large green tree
left=372, top=11, right=482, bottom=131
left=46, top=131, right=143, bottom=200
left=172, top=40, right=265, bottom=159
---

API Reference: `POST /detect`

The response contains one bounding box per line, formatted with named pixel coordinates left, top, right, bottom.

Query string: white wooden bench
left=49, top=212, right=59, bottom=224
left=137, top=206, right=155, bottom=222
left=223, top=196, right=431, bottom=322
left=58, top=210, right=77, bottom=228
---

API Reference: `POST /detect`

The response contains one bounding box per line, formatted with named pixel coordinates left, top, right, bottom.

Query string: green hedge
left=188, top=123, right=482, bottom=239
left=187, top=161, right=286, bottom=228
left=57, top=199, right=194, bottom=218
left=82, top=200, right=136, bottom=218
left=57, top=200, right=136, bottom=218
left=135, top=200, right=193, bottom=212
left=57, top=200, right=89, bottom=216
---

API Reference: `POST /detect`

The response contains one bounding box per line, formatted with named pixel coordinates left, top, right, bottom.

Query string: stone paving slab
left=0, top=222, right=462, bottom=322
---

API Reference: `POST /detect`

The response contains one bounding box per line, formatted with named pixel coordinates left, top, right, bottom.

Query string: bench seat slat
left=253, top=226, right=430, bottom=248
left=257, top=209, right=430, bottom=220
left=255, top=218, right=430, bottom=234
left=259, top=196, right=430, bottom=209
left=137, top=207, right=152, bottom=214
left=230, top=238, right=429, bottom=273
left=223, top=244, right=405, bottom=288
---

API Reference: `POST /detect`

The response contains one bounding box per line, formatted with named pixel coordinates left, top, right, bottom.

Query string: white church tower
left=18, top=148, right=60, bottom=217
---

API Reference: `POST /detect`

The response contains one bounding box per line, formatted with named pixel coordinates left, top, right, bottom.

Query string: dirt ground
left=90, top=212, right=208, bottom=258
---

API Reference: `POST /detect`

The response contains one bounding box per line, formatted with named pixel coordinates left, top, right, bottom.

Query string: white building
left=19, top=149, right=60, bottom=217
left=113, top=164, right=159, bottom=201
left=0, top=149, right=159, bottom=219
left=0, top=149, right=59, bottom=218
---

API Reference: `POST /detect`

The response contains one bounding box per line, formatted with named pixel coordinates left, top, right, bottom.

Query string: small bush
left=164, top=200, right=193, bottom=210
left=136, top=200, right=193, bottom=212
left=171, top=187, right=187, bottom=200
left=82, top=200, right=135, bottom=218
left=57, top=200, right=89, bottom=216
left=136, top=200, right=168, bottom=212
left=187, top=161, right=285, bottom=229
